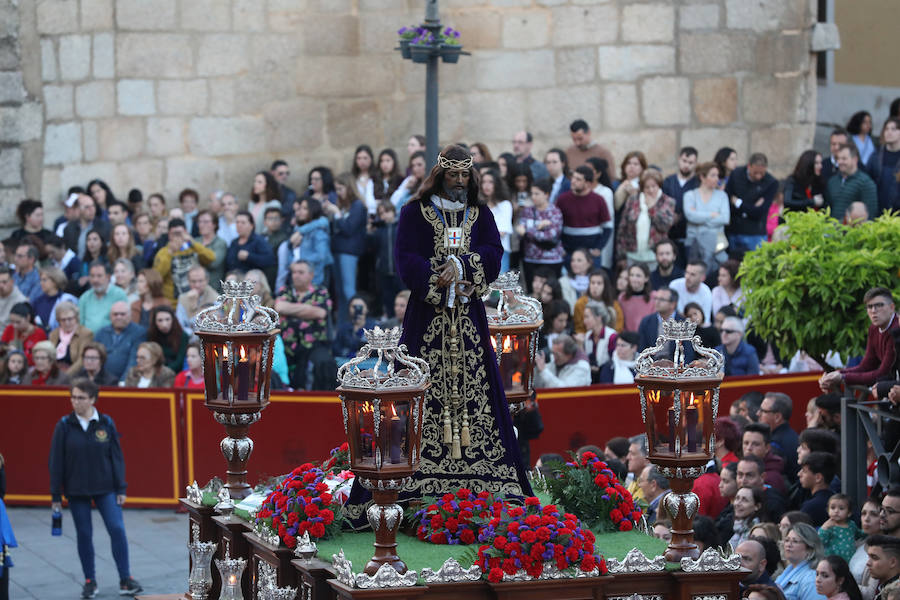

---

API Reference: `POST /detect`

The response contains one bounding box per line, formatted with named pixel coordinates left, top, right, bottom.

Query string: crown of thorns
left=438, top=155, right=473, bottom=170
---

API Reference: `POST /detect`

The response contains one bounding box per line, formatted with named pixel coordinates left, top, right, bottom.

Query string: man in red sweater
left=820, top=287, right=898, bottom=391
left=556, top=165, right=612, bottom=269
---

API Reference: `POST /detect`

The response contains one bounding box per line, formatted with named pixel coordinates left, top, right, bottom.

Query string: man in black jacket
left=62, top=194, right=110, bottom=257
left=724, top=153, right=777, bottom=255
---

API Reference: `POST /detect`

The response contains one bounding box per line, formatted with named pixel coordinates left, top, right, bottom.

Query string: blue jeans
left=728, top=234, right=766, bottom=254
left=335, top=253, right=359, bottom=323
left=69, top=492, right=131, bottom=581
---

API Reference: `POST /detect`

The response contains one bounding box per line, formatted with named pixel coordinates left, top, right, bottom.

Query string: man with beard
left=342, top=144, right=532, bottom=528
left=662, top=147, right=700, bottom=263
left=649, top=238, right=684, bottom=291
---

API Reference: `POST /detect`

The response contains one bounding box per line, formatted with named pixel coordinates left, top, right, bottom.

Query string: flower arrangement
left=320, top=442, right=350, bottom=475
left=439, top=27, right=461, bottom=45
left=475, top=497, right=606, bottom=581
left=538, top=451, right=642, bottom=533
left=254, top=462, right=342, bottom=548
left=397, top=26, right=423, bottom=41
left=413, top=488, right=505, bottom=545
left=410, top=31, right=436, bottom=47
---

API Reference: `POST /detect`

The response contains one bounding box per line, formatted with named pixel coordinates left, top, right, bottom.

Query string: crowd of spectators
left=0, top=105, right=898, bottom=392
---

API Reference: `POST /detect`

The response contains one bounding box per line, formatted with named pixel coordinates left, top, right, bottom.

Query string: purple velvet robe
left=342, top=198, right=532, bottom=527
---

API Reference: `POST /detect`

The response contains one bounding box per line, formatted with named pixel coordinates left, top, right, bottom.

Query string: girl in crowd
left=174, top=342, right=205, bottom=389
left=728, top=486, right=765, bottom=549
left=847, top=111, right=875, bottom=165
left=714, top=147, right=738, bottom=190
left=24, top=340, right=71, bottom=386
left=78, top=230, right=109, bottom=291
left=390, top=151, right=426, bottom=210
left=581, top=302, right=616, bottom=384
left=248, top=171, right=281, bottom=234
left=304, top=166, right=338, bottom=206
left=71, top=342, right=117, bottom=386
left=516, top=178, right=564, bottom=288
left=481, top=168, right=513, bottom=273
left=374, top=149, right=404, bottom=202
left=10, top=199, right=53, bottom=247
left=1, top=302, right=47, bottom=365
left=87, top=179, right=116, bottom=214
left=784, top=150, right=826, bottom=212
left=819, top=494, right=865, bottom=563
left=573, top=269, right=623, bottom=334
left=107, top=224, right=144, bottom=274
left=33, top=266, right=78, bottom=331
left=684, top=162, right=730, bottom=272
left=112, top=259, right=139, bottom=304
left=599, top=331, right=639, bottom=384
left=131, top=269, right=170, bottom=329
left=217, top=194, right=240, bottom=245
left=777, top=522, right=825, bottom=600
left=560, top=248, right=592, bottom=309
left=0, top=350, right=27, bottom=384
left=195, top=209, right=226, bottom=290
left=277, top=197, right=332, bottom=290
left=147, top=193, right=167, bottom=220
left=614, top=151, right=647, bottom=212
left=497, top=152, right=516, bottom=182
left=849, top=498, right=881, bottom=600
left=541, top=299, right=572, bottom=351
left=48, top=301, right=93, bottom=375
left=618, top=263, right=655, bottom=332
left=815, top=555, right=863, bottom=600
left=147, top=306, right=188, bottom=374
left=324, top=173, right=367, bottom=323
left=616, top=170, right=676, bottom=267
left=510, top=163, right=533, bottom=207
left=352, top=145, right=377, bottom=214
left=684, top=302, right=721, bottom=349
left=470, top=142, right=493, bottom=164
left=711, top=258, right=744, bottom=316
left=124, top=341, right=175, bottom=388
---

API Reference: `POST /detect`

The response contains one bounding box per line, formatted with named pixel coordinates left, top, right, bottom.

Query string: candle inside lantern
left=236, top=345, right=250, bottom=401
left=389, top=404, right=405, bottom=463
left=685, top=393, right=699, bottom=452
left=219, top=346, right=230, bottom=400
left=667, top=407, right=676, bottom=452
left=228, top=574, right=237, bottom=585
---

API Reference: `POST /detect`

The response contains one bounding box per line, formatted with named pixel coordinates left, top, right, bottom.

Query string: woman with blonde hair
left=124, top=341, right=175, bottom=388
left=245, top=269, right=275, bottom=308
left=131, top=268, right=171, bottom=328
left=48, top=301, right=93, bottom=374
left=24, top=340, right=71, bottom=385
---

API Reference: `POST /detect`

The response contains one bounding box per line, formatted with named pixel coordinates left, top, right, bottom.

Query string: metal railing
left=842, top=386, right=900, bottom=507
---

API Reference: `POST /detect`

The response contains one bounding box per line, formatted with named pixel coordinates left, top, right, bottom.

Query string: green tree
left=739, top=211, right=900, bottom=371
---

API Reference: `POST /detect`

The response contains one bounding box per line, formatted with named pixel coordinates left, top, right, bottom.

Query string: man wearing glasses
left=819, top=287, right=898, bottom=392
left=715, top=316, right=760, bottom=376
left=881, top=488, right=900, bottom=537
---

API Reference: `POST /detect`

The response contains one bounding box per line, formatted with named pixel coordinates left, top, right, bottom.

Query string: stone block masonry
left=0, top=0, right=816, bottom=233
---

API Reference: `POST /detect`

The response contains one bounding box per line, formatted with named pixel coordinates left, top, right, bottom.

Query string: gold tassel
left=443, top=411, right=452, bottom=444
left=460, top=414, right=470, bottom=446
left=451, top=435, right=461, bottom=459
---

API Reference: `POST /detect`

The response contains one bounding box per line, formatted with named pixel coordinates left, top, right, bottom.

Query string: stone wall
left=3, top=0, right=817, bottom=228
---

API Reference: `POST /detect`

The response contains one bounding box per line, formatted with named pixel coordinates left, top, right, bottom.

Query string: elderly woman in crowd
left=124, top=342, right=175, bottom=388
left=1, top=302, right=47, bottom=365
left=599, top=331, right=639, bottom=384
left=24, top=340, right=71, bottom=386
left=131, top=268, right=170, bottom=328
left=580, top=301, right=616, bottom=384
left=616, top=170, right=676, bottom=267
left=776, top=522, right=826, bottom=600
left=70, top=341, right=118, bottom=386
left=33, top=266, right=78, bottom=331
left=49, top=301, right=93, bottom=375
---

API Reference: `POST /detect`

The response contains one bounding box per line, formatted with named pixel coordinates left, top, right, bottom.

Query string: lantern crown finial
left=364, top=326, right=403, bottom=350
left=337, top=326, right=429, bottom=390
left=221, top=279, right=256, bottom=298
left=490, top=271, right=522, bottom=291
left=485, top=271, right=543, bottom=325
left=193, top=278, right=279, bottom=333
left=636, top=318, right=724, bottom=379
left=662, top=319, right=698, bottom=340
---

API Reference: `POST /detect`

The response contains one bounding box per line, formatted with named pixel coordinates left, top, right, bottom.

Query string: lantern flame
left=512, top=371, right=522, bottom=386
left=502, top=336, right=514, bottom=353
left=222, top=346, right=228, bottom=359
left=240, top=345, right=246, bottom=360
left=390, top=404, right=398, bottom=418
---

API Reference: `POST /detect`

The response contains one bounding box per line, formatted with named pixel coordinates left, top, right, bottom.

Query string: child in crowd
left=0, top=350, right=27, bottom=384
left=818, top=493, right=865, bottom=562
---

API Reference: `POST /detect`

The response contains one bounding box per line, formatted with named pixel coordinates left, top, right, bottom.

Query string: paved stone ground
left=7, top=506, right=188, bottom=599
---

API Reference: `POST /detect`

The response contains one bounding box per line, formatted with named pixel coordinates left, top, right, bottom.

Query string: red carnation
left=302, top=472, right=317, bottom=483
left=581, top=554, right=596, bottom=572
left=442, top=493, right=455, bottom=503
left=460, top=528, right=476, bottom=544
left=524, top=515, right=541, bottom=528
left=584, top=530, right=595, bottom=543
left=457, top=488, right=472, bottom=499
left=477, top=491, right=490, bottom=499
left=417, top=526, right=427, bottom=540
left=310, top=522, right=326, bottom=538
left=339, top=442, right=349, bottom=452
left=315, top=482, right=328, bottom=492
left=619, top=520, right=633, bottom=532
left=536, top=526, right=551, bottom=542
left=507, top=506, right=524, bottom=518
left=507, top=521, right=520, bottom=532
left=594, top=474, right=609, bottom=487
left=567, top=547, right=580, bottom=562
left=319, top=509, right=335, bottom=525
left=459, top=500, right=474, bottom=511
left=542, top=504, right=558, bottom=516
left=445, top=517, right=459, bottom=533
left=494, top=536, right=508, bottom=550
left=524, top=497, right=540, bottom=506
left=488, top=567, right=503, bottom=583
left=304, top=504, right=319, bottom=518
left=519, top=529, right=537, bottom=544
left=320, top=493, right=333, bottom=505
left=610, top=509, right=623, bottom=522
left=598, top=558, right=608, bottom=575
left=431, top=532, right=447, bottom=544
left=580, top=451, right=597, bottom=464
left=632, top=511, right=642, bottom=521
left=502, top=558, right=518, bottom=575
left=430, top=514, right=444, bottom=529
left=284, top=535, right=297, bottom=549
left=459, top=510, right=473, bottom=522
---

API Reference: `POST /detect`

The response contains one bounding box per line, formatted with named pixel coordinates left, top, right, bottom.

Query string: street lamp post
left=398, top=0, right=467, bottom=169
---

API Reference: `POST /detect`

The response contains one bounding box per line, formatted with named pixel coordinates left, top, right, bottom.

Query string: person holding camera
left=151, top=218, right=215, bottom=303
left=49, top=379, right=142, bottom=598
left=333, top=295, right=377, bottom=364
